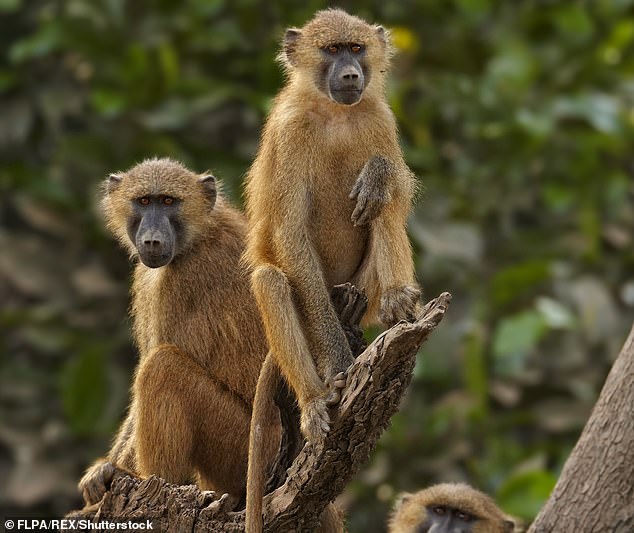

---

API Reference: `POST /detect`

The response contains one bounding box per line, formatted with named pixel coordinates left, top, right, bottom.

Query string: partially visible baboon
left=245, top=8, right=421, bottom=532
left=78, top=158, right=277, bottom=505
left=389, top=483, right=519, bottom=533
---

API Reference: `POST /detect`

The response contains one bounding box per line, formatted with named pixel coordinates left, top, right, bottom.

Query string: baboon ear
left=376, top=25, right=387, bottom=46
left=503, top=519, right=516, bottom=533
left=107, top=173, right=122, bottom=193
left=199, top=174, right=217, bottom=208
left=283, top=29, right=301, bottom=66
left=394, top=492, right=412, bottom=508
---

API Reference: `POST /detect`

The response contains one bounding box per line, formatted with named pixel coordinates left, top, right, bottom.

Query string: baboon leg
left=251, top=264, right=332, bottom=443
left=134, top=344, right=255, bottom=495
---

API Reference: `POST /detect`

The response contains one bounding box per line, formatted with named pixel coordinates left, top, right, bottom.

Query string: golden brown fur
left=389, top=483, right=519, bottom=533
left=245, top=9, right=420, bottom=533
left=78, top=158, right=278, bottom=505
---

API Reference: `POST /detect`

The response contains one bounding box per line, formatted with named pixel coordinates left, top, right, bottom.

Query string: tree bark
left=66, top=292, right=452, bottom=533
left=528, top=324, right=634, bottom=533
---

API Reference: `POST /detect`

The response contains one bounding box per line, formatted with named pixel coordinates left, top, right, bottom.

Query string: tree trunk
left=66, top=292, right=452, bottom=533
left=528, top=324, right=634, bottom=533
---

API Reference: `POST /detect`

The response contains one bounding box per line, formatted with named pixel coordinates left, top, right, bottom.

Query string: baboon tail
left=246, top=353, right=279, bottom=533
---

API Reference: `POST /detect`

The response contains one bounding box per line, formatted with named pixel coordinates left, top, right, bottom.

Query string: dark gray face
left=319, top=42, right=369, bottom=105
left=417, top=505, right=478, bottom=533
left=127, top=195, right=183, bottom=268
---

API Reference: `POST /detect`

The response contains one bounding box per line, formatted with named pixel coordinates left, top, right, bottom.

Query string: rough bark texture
left=65, top=292, right=451, bottom=533
left=528, top=324, right=634, bottom=533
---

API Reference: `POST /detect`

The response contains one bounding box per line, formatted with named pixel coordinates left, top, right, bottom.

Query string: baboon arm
left=79, top=411, right=137, bottom=506
left=108, top=411, right=137, bottom=469
left=355, top=189, right=419, bottom=326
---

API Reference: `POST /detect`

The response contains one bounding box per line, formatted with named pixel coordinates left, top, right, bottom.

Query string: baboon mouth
left=139, top=252, right=173, bottom=268
left=330, top=90, right=363, bottom=105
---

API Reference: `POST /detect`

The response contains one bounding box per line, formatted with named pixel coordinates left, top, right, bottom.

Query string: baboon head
left=102, top=158, right=216, bottom=268
left=390, top=483, right=518, bottom=533
left=280, top=8, right=393, bottom=106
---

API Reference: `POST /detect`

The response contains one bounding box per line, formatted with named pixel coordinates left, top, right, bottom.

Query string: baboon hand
left=325, top=371, right=347, bottom=406
left=300, top=397, right=331, bottom=445
left=379, top=285, right=422, bottom=327
left=349, top=156, right=392, bottom=227
left=78, top=460, right=116, bottom=506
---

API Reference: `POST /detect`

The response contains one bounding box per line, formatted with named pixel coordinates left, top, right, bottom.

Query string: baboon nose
left=340, top=65, right=361, bottom=82
left=144, top=238, right=162, bottom=249
left=142, top=231, right=163, bottom=249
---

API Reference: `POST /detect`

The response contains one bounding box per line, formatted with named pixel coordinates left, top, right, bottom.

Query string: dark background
left=1, top=1, right=633, bottom=530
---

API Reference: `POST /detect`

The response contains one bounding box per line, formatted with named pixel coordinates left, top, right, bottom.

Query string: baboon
left=388, top=483, right=519, bottom=533
left=245, top=8, right=421, bottom=532
left=78, top=158, right=277, bottom=505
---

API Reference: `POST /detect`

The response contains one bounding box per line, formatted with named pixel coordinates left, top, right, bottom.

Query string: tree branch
left=66, top=292, right=451, bottom=532
left=528, top=324, right=634, bottom=533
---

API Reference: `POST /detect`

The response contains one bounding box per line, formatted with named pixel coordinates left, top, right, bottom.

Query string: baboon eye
left=138, top=197, right=150, bottom=206
left=351, top=44, right=362, bottom=53
left=456, top=511, right=474, bottom=522
left=432, top=506, right=446, bottom=516
left=327, top=44, right=339, bottom=54
left=163, top=196, right=174, bottom=206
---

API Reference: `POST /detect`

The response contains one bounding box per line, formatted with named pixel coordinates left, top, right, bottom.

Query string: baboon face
left=125, top=191, right=182, bottom=268
left=104, top=159, right=217, bottom=268
left=319, top=41, right=368, bottom=105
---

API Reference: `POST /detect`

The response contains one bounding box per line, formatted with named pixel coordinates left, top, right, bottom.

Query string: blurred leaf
left=410, top=220, right=483, bottom=266
left=463, top=328, right=488, bottom=418
left=90, top=88, right=128, bottom=117
left=567, top=277, right=620, bottom=344
left=0, top=70, right=17, bottom=92
left=515, top=108, right=554, bottom=138
left=554, top=5, right=594, bottom=42
left=0, top=0, right=21, bottom=11
left=490, top=261, right=551, bottom=307
left=9, top=24, right=64, bottom=63
left=158, top=41, right=179, bottom=89
left=535, top=297, right=576, bottom=329
left=497, top=470, right=557, bottom=520
left=455, top=0, right=491, bottom=20
left=59, top=348, right=108, bottom=435
left=390, top=26, right=417, bottom=52
left=551, top=93, right=621, bottom=134
left=492, top=311, right=547, bottom=375
left=486, top=41, right=536, bottom=93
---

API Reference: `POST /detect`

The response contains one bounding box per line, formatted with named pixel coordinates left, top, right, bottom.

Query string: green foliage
left=1, top=0, right=633, bottom=526
left=60, top=347, right=108, bottom=435
left=497, top=470, right=558, bottom=521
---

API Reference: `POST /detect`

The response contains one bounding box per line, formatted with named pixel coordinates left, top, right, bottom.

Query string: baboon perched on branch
left=79, top=158, right=277, bottom=506
left=244, top=8, right=422, bottom=532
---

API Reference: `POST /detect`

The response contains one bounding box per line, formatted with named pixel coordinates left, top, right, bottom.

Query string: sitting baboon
left=245, top=8, right=422, bottom=532
left=78, top=158, right=277, bottom=505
